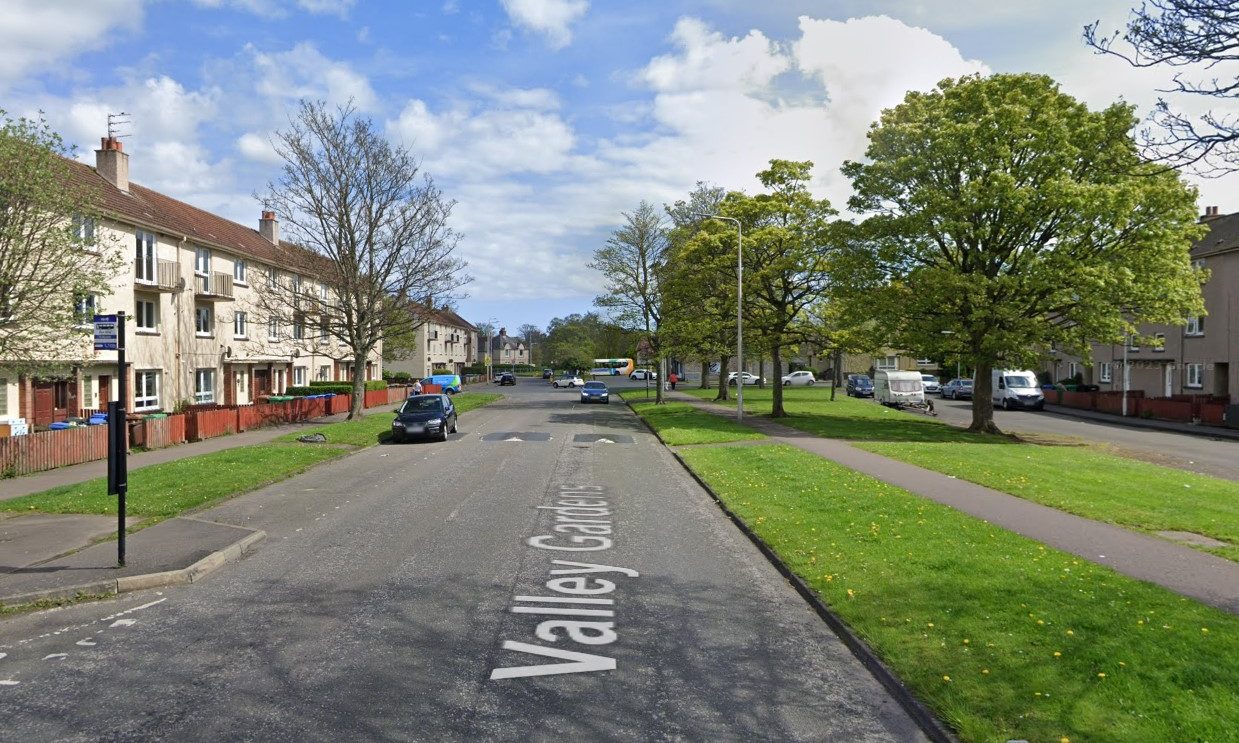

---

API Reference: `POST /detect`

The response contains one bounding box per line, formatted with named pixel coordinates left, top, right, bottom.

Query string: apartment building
left=0, top=136, right=381, bottom=428
left=384, top=307, right=477, bottom=378
left=1043, top=207, right=1236, bottom=400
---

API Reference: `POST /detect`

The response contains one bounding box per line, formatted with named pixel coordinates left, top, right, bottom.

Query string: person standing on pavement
left=669, top=371, right=678, bottom=390
left=412, top=379, right=424, bottom=395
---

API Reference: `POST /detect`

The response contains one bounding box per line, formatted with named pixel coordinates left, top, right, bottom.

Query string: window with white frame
left=195, top=247, right=211, bottom=276
left=233, top=259, right=247, bottom=284
left=1185, top=316, right=1204, bottom=336
left=915, top=358, right=932, bottom=366
left=1153, top=332, right=1166, bottom=352
left=875, top=355, right=898, bottom=370
left=319, top=316, right=329, bottom=343
left=294, top=366, right=307, bottom=386
left=0, top=377, right=7, bottom=416
left=267, top=267, right=277, bottom=289
left=1186, top=362, right=1203, bottom=388
left=73, top=294, right=97, bottom=327
left=317, top=365, right=329, bottom=381
left=268, top=316, right=280, bottom=341
left=194, top=369, right=215, bottom=404
left=319, top=283, right=327, bottom=300
left=1126, top=334, right=1139, bottom=351
left=135, top=299, right=158, bottom=331
left=1099, top=363, right=1112, bottom=383
left=291, top=275, right=301, bottom=295
left=73, top=215, right=96, bottom=246
left=134, top=370, right=160, bottom=410
left=293, top=314, right=305, bottom=340
left=233, top=311, right=248, bottom=338
left=195, top=305, right=213, bottom=336
left=135, top=230, right=156, bottom=283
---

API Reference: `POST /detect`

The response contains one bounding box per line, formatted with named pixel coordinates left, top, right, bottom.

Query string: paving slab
left=0, top=514, right=141, bottom=574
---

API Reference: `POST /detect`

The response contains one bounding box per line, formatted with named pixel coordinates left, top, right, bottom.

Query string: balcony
left=135, top=259, right=180, bottom=292
left=195, top=272, right=235, bottom=301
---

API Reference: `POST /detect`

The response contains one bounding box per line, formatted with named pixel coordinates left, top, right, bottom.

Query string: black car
left=497, top=372, right=516, bottom=386
left=846, top=374, right=874, bottom=397
left=542, top=368, right=553, bottom=379
left=391, top=394, right=457, bottom=442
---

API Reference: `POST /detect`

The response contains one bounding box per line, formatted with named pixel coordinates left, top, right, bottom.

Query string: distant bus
left=592, top=358, right=635, bottom=376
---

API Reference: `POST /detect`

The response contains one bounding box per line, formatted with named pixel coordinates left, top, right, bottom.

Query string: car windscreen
left=583, top=382, right=606, bottom=390
left=856, top=377, right=872, bottom=385
left=400, top=397, right=443, bottom=413
left=1004, top=376, right=1035, bottom=388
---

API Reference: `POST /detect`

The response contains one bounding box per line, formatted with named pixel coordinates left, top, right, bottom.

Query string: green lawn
left=684, top=386, right=1239, bottom=560
left=0, top=392, right=504, bottom=520
left=679, top=443, right=1238, bottom=743
left=621, top=391, right=766, bottom=446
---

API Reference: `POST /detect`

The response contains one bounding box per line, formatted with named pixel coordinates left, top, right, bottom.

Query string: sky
left=2, top=0, right=1235, bottom=333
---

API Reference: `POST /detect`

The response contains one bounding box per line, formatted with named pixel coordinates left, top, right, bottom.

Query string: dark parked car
left=542, top=368, right=553, bottom=379
left=846, top=374, right=874, bottom=397
left=391, top=394, right=457, bottom=442
left=941, top=378, right=974, bottom=400
left=579, top=381, right=610, bottom=404
left=496, top=372, right=516, bottom=386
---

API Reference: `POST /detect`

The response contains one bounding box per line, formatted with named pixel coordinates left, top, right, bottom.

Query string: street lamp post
left=693, top=213, right=743, bottom=422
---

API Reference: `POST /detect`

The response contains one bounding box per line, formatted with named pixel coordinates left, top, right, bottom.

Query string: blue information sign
left=93, top=314, right=119, bottom=350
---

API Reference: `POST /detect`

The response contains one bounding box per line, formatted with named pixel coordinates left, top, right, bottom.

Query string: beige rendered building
left=0, top=136, right=381, bottom=429
left=384, top=307, right=478, bottom=378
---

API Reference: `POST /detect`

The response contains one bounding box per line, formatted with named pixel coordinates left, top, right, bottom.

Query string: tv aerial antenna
left=107, top=112, right=132, bottom=140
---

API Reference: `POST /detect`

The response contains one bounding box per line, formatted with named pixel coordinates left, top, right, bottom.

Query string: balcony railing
left=195, top=272, right=235, bottom=301
left=135, top=259, right=180, bottom=292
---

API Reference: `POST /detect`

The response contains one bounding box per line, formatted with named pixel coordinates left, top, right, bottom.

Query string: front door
left=1164, top=364, right=1174, bottom=397
left=254, top=369, right=271, bottom=398
left=98, top=375, right=112, bottom=405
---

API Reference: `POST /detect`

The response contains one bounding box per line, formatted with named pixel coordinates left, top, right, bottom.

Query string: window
left=1099, top=363, right=1112, bottom=383
left=294, top=366, right=307, bottom=386
left=73, top=294, right=97, bottom=327
left=136, top=299, right=158, bottom=331
left=195, top=305, right=213, bottom=336
left=134, top=370, right=160, bottom=410
left=292, top=275, right=302, bottom=294
left=233, top=311, right=248, bottom=338
left=319, top=316, right=329, bottom=343
left=1125, top=334, right=1139, bottom=352
left=1186, top=316, right=1204, bottom=336
left=233, top=259, right=247, bottom=284
left=194, top=369, right=215, bottom=404
left=195, top=247, right=211, bottom=276
left=1068, top=362, right=1079, bottom=379
left=73, top=215, right=96, bottom=247
left=293, top=314, right=305, bottom=340
left=915, top=358, right=932, bottom=366
left=317, top=365, right=329, bottom=381
left=1186, top=363, right=1203, bottom=389
left=267, top=267, right=277, bottom=289
left=1153, top=332, right=1166, bottom=352
left=135, top=230, right=156, bottom=283
left=875, top=355, right=898, bottom=371
left=319, top=283, right=328, bottom=300
left=268, top=316, right=280, bottom=341
left=0, top=377, right=7, bottom=416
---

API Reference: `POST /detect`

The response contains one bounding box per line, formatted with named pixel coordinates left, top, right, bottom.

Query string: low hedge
left=288, top=384, right=353, bottom=396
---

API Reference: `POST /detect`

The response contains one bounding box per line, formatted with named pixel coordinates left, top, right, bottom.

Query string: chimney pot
left=259, top=210, right=279, bottom=244
left=95, top=136, right=129, bottom=192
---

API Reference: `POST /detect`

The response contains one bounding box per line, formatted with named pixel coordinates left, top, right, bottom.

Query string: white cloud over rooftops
left=500, top=0, right=590, bottom=50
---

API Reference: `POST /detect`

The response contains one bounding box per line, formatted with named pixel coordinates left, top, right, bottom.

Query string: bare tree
left=0, top=111, right=123, bottom=373
left=517, top=323, right=543, bottom=365
left=590, top=201, right=667, bottom=402
left=257, top=100, right=468, bottom=418
left=1085, top=1, right=1239, bottom=174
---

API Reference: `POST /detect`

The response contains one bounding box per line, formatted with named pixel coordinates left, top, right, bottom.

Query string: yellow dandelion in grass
left=1053, top=651, right=1061, bottom=658
left=1066, top=629, right=1075, bottom=636
left=847, top=589, right=855, bottom=599
left=1037, top=619, right=1045, bottom=625
left=1202, top=627, right=1210, bottom=634
left=1062, top=738, right=1071, bottom=743
left=1097, top=672, right=1106, bottom=678
left=962, top=639, right=970, bottom=645
left=942, top=676, right=951, bottom=683
left=927, top=622, right=934, bottom=628
left=981, top=669, right=989, bottom=675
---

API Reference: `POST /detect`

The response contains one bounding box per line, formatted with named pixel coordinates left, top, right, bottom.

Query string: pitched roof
left=61, top=155, right=328, bottom=275
left=1193, top=211, right=1239, bottom=258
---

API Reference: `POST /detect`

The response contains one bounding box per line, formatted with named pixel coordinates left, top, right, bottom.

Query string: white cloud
left=643, top=18, right=789, bottom=93
left=250, top=42, right=377, bottom=110
left=237, top=132, right=282, bottom=164
left=500, top=0, right=589, bottom=50
left=191, top=0, right=355, bottom=17
left=0, top=0, right=144, bottom=90
left=296, top=0, right=354, bottom=16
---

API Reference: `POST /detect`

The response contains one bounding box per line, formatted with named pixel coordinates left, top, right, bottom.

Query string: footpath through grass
left=679, top=443, right=1239, bottom=743
left=0, top=392, right=502, bottom=521
left=683, top=386, right=1239, bottom=560
left=620, top=390, right=765, bottom=446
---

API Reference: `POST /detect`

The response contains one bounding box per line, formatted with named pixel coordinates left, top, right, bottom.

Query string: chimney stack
left=95, top=136, right=129, bottom=193
left=259, top=210, right=279, bottom=244
left=1202, top=205, right=1221, bottom=220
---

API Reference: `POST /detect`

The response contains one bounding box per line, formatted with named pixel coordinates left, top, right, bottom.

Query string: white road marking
left=75, top=638, right=97, bottom=647
left=503, top=436, right=523, bottom=442
left=42, top=653, right=67, bottom=661
left=109, top=619, right=136, bottom=628
left=0, top=652, right=6, bottom=660
left=595, top=438, right=615, bottom=444
left=0, top=679, right=19, bottom=686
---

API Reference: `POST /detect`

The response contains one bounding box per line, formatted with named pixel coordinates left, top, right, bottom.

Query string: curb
left=0, top=528, right=266, bottom=608
left=1041, top=404, right=1239, bottom=441
left=623, top=396, right=958, bottom=743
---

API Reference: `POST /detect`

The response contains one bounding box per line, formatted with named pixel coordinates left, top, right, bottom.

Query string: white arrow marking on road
left=0, top=679, right=18, bottom=686
left=0, top=653, right=6, bottom=660
left=76, top=638, right=96, bottom=647
left=595, top=438, right=615, bottom=444
left=43, top=653, right=67, bottom=661
left=109, top=619, right=136, bottom=628
left=503, top=436, right=523, bottom=442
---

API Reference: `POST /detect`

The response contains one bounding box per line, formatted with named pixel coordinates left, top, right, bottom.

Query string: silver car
left=941, top=378, right=973, bottom=400
left=921, top=374, right=941, bottom=394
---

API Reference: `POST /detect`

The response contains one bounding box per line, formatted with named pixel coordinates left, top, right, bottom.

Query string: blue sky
left=2, top=0, right=1234, bottom=333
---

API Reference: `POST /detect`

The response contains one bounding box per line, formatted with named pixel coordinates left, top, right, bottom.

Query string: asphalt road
left=927, top=395, right=1239, bottom=482
left=0, top=379, right=927, bottom=742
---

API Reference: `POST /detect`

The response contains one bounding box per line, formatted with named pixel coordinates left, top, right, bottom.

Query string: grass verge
left=0, top=592, right=116, bottom=619
left=679, top=443, right=1239, bottom=743
left=0, top=392, right=504, bottom=520
left=621, top=391, right=766, bottom=446
left=683, top=386, right=1239, bottom=560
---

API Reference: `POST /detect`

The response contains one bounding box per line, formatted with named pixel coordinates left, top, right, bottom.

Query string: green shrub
left=289, top=384, right=353, bottom=396
left=364, top=380, right=388, bottom=391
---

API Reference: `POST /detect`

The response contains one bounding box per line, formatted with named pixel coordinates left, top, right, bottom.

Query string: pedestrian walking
left=669, top=371, right=678, bottom=391
left=412, top=379, right=424, bottom=395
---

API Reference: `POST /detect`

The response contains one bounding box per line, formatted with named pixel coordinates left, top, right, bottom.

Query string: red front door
left=254, top=369, right=271, bottom=398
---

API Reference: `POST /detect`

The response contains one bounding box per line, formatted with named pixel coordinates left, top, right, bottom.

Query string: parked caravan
left=874, top=370, right=926, bottom=407
left=991, top=369, right=1044, bottom=410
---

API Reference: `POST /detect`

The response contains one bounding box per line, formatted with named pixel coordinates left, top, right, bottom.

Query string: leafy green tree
left=0, top=111, right=123, bottom=371
left=840, top=73, right=1205, bottom=433
left=591, top=201, right=667, bottom=402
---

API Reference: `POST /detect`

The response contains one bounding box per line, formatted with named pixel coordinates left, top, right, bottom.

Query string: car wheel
left=553, top=382, right=559, bottom=388
left=450, top=416, right=458, bottom=434
left=1002, top=398, right=1012, bottom=411
left=808, top=380, right=814, bottom=386
left=392, top=433, right=404, bottom=444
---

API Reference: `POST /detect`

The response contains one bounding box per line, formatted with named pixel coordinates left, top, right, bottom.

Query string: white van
left=874, top=370, right=925, bottom=406
left=992, top=369, right=1044, bottom=411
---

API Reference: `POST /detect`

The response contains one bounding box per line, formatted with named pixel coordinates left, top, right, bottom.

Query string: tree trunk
left=699, top=359, right=708, bottom=389
left=349, top=359, right=367, bottom=420
left=831, top=349, right=842, bottom=401
left=758, top=357, right=765, bottom=389
left=715, top=355, right=729, bottom=401
left=655, top=355, right=664, bottom=405
left=771, top=344, right=785, bottom=417
left=970, top=360, right=1001, bottom=433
